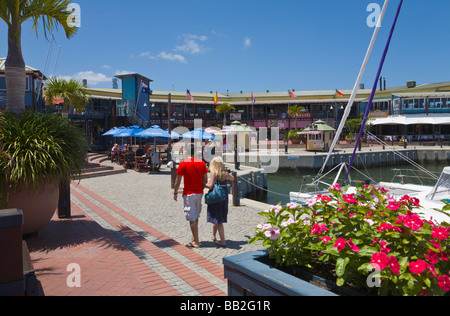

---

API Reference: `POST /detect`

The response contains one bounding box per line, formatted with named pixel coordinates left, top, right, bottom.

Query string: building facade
left=0, top=58, right=46, bottom=109
left=1, top=60, right=450, bottom=150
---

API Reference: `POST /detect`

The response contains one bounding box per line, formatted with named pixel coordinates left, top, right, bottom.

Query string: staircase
left=73, top=153, right=128, bottom=180
left=126, top=105, right=151, bottom=129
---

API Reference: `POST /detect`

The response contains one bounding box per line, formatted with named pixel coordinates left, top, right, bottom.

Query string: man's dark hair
left=188, top=144, right=196, bottom=157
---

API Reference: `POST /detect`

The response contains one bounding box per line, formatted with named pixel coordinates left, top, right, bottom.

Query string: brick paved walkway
left=24, top=151, right=269, bottom=297
left=26, top=181, right=228, bottom=296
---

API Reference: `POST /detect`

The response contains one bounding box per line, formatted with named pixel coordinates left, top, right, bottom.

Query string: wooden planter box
left=223, top=250, right=340, bottom=296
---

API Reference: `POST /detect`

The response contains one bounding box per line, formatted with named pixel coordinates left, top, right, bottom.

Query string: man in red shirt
left=173, top=145, right=208, bottom=248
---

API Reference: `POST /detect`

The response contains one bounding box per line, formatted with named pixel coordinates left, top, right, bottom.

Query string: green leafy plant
left=215, top=102, right=236, bottom=127
left=44, top=77, right=91, bottom=113
left=250, top=183, right=450, bottom=296
left=0, top=110, right=88, bottom=204
left=288, top=129, right=300, bottom=140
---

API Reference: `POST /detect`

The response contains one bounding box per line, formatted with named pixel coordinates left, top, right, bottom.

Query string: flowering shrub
left=249, top=183, right=450, bottom=296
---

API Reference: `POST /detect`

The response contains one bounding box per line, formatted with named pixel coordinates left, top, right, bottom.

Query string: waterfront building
left=1, top=58, right=449, bottom=150
left=0, top=57, right=46, bottom=109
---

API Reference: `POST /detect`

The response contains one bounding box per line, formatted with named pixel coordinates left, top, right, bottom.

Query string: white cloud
left=114, top=70, right=136, bottom=76
left=175, top=34, right=209, bottom=54
left=158, top=52, right=187, bottom=63
left=138, top=33, right=207, bottom=64
left=62, top=71, right=112, bottom=86
left=244, top=37, right=252, bottom=50
left=139, top=51, right=157, bottom=59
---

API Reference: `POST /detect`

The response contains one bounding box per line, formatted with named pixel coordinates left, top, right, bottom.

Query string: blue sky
left=0, top=0, right=449, bottom=94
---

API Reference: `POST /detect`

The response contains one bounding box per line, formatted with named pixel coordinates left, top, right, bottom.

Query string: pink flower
left=377, top=223, right=393, bottom=231
left=425, top=250, right=439, bottom=265
left=364, top=218, right=375, bottom=226
left=281, top=218, right=297, bottom=227
left=396, top=212, right=423, bottom=231
left=343, top=194, right=357, bottom=204
left=437, top=275, right=450, bottom=292
left=257, top=224, right=272, bottom=231
left=334, top=238, right=347, bottom=252
left=389, top=256, right=400, bottom=275
left=386, top=201, right=402, bottom=211
left=376, top=222, right=401, bottom=233
left=409, top=260, right=427, bottom=274
left=286, top=202, right=300, bottom=210
left=319, top=195, right=332, bottom=202
left=346, top=238, right=360, bottom=252
left=319, top=236, right=332, bottom=243
left=432, top=226, right=449, bottom=241
left=371, top=252, right=390, bottom=271
left=307, top=199, right=318, bottom=207
left=429, top=239, right=442, bottom=251
left=264, top=226, right=281, bottom=240
left=378, top=240, right=391, bottom=254
left=331, top=183, right=341, bottom=192
left=271, top=205, right=282, bottom=213
left=310, top=223, right=329, bottom=235
left=401, top=195, right=421, bottom=207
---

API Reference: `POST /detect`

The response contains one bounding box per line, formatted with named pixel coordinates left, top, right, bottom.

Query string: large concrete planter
left=5, top=182, right=59, bottom=235
left=224, top=250, right=351, bottom=296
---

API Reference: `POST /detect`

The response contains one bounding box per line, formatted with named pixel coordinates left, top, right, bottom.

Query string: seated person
left=111, top=144, right=119, bottom=162
left=136, top=145, right=145, bottom=157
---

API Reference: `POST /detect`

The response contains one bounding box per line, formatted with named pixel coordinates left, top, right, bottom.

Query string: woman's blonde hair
left=209, top=156, right=227, bottom=181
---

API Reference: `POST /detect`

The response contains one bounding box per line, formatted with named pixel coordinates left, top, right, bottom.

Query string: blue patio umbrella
left=113, top=126, right=145, bottom=138
left=136, top=125, right=171, bottom=138
left=102, top=126, right=126, bottom=136
left=166, top=129, right=180, bottom=139
left=181, top=128, right=219, bottom=141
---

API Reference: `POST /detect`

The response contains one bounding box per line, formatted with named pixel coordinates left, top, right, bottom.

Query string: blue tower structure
left=115, top=73, right=153, bottom=128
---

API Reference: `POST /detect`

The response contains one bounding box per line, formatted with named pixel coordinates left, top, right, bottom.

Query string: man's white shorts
left=183, top=194, right=203, bottom=222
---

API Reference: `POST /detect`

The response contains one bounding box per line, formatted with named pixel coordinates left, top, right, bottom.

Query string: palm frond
left=0, top=0, right=15, bottom=25
left=21, top=0, right=77, bottom=39
left=44, top=77, right=91, bottom=112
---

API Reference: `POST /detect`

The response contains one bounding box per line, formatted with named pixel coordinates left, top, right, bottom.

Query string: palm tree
left=44, top=77, right=90, bottom=114
left=216, top=102, right=236, bottom=128
left=0, top=0, right=77, bottom=114
left=287, top=105, right=306, bottom=129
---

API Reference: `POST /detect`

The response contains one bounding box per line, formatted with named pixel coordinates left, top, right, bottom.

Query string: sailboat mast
left=317, top=0, right=390, bottom=178
left=346, top=0, right=404, bottom=181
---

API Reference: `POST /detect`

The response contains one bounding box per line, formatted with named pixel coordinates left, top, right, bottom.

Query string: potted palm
left=288, top=129, right=302, bottom=144
left=0, top=0, right=80, bottom=234
left=0, top=111, right=88, bottom=235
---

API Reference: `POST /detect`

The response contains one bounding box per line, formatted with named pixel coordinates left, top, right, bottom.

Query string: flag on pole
left=214, top=91, right=218, bottom=105
left=289, top=90, right=296, bottom=99
left=186, top=89, right=194, bottom=101
left=335, top=89, right=344, bottom=97
left=251, top=92, right=256, bottom=104
left=141, top=81, right=152, bottom=94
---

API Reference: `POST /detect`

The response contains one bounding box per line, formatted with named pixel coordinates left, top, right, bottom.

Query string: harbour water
left=260, top=162, right=448, bottom=206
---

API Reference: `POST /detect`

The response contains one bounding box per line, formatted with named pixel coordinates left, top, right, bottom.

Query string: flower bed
left=249, top=183, right=450, bottom=296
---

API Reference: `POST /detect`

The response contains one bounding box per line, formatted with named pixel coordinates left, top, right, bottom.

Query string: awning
left=298, top=131, right=323, bottom=135
left=371, top=115, right=450, bottom=126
